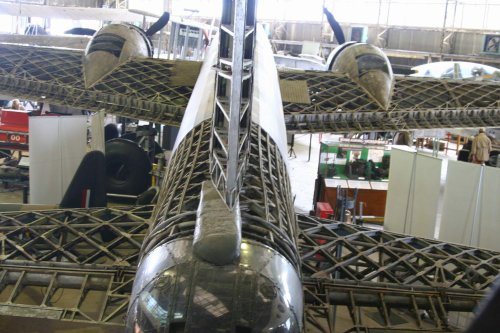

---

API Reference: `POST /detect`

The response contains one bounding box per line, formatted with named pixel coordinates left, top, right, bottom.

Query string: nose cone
left=358, top=71, right=394, bottom=110
left=83, top=51, right=119, bottom=88
left=129, top=264, right=301, bottom=332
left=127, top=240, right=303, bottom=333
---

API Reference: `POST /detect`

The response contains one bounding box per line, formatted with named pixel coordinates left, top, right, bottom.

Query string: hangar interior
left=0, top=0, right=499, bottom=332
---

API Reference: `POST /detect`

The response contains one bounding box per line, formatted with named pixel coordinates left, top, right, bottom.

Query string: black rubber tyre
left=122, top=132, right=163, bottom=155
left=120, top=132, right=137, bottom=141
left=105, top=138, right=151, bottom=195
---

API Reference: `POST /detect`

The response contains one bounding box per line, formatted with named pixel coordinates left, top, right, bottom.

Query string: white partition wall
left=478, top=167, right=500, bottom=250
left=90, top=111, right=105, bottom=152
left=384, top=148, right=442, bottom=238
left=440, top=162, right=500, bottom=251
left=30, top=116, right=87, bottom=205
left=439, top=162, right=483, bottom=246
left=384, top=148, right=415, bottom=233
left=406, top=154, right=442, bottom=238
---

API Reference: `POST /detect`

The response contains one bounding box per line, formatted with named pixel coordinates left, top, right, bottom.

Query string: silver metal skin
left=83, top=23, right=152, bottom=88
left=329, top=43, right=395, bottom=110
left=127, top=239, right=303, bottom=332
left=325, top=41, right=357, bottom=70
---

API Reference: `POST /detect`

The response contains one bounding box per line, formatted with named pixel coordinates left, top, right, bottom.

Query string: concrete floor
left=287, top=133, right=340, bottom=214
left=0, top=184, right=24, bottom=203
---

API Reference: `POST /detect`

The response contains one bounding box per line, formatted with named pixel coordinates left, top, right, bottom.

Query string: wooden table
left=323, top=179, right=388, bottom=217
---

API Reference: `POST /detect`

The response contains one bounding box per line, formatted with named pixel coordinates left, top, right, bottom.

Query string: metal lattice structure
left=0, top=209, right=497, bottom=332
left=298, top=215, right=499, bottom=332
left=150, top=120, right=299, bottom=270
left=0, top=44, right=195, bottom=125
left=280, top=71, right=500, bottom=133
left=2, top=43, right=500, bottom=134
left=298, top=216, right=499, bottom=289
left=0, top=206, right=152, bottom=328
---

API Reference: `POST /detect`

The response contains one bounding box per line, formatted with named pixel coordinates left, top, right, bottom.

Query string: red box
left=316, top=202, right=333, bottom=219
left=0, top=109, right=30, bottom=133
left=0, top=109, right=30, bottom=150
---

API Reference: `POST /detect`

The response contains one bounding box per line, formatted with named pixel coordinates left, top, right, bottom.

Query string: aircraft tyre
left=105, top=138, right=152, bottom=195
left=121, top=132, right=163, bottom=160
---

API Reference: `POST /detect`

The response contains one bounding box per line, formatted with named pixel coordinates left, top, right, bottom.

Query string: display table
left=323, top=179, right=388, bottom=217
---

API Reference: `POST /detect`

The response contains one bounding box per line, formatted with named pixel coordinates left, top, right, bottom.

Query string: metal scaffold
left=210, top=0, right=256, bottom=207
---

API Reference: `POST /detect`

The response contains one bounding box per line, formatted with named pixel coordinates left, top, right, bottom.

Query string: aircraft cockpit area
left=0, top=1, right=499, bottom=333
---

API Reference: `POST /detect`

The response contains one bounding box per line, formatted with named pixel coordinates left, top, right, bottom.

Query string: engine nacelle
left=83, top=23, right=153, bottom=88
left=327, top=43, right=395, bottom=110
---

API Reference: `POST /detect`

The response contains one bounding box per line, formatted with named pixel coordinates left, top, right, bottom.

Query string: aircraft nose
left=128, top=265, right=301, bottom=333
left=126, top=240, right=303, bottom=333
left=358, top=70, right=394, bottom=110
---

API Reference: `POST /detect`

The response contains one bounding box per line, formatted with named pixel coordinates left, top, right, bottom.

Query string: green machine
left=319, top=139, right=391, bottom=180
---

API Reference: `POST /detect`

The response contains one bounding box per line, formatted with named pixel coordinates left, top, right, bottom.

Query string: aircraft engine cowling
left=328, top=43, right=395, bottom=110
left=83, top=23, right=153, bottom=88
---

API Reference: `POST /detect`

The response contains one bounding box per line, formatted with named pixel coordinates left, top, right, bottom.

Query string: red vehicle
left=0, top=108, right=30, bottom=151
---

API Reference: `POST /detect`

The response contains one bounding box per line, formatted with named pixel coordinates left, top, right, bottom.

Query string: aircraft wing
left=296, top=214, right=499, bottom=332
left=0, top=205, right=153, bottom=331
left=0, top=206, right=497, bottom=332
left=2, top=42, right=500, bottom=134
left=280, top=70, right=500, bottom=133
left=0, top=43, right=200, bottom=126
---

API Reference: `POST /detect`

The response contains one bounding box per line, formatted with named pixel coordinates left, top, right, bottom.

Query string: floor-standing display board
left=440, top=162, right=500, bottom=251
left=384, top=148, right=442, bottom=238
left=30, top=116, right=87, bottom=205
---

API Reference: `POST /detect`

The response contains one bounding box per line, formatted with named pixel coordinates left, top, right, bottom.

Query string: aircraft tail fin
left=60, top=150, right=107, bottom=208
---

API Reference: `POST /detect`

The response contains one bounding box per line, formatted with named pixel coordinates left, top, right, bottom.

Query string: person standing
left=471, top=128, right=492, bottom=165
